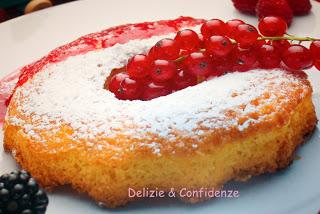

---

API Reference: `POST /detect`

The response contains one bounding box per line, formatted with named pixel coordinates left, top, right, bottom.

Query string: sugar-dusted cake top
left=7, top=32, right=310, bottom=146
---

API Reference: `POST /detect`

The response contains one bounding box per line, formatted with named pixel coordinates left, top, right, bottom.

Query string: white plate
left=1, top=0, right=320, bottom=213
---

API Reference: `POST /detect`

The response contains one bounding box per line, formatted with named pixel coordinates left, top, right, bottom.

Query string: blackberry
left=0, top=170, right=48, bottom=214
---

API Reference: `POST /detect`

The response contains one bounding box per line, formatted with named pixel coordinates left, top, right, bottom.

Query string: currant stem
left=174, top=55, right=187, bottom=63
left=174, top=48, right=206, bottom=63
left=258, top=35, right=320, bottom=42
left=173, top=35, right=319, bottom=64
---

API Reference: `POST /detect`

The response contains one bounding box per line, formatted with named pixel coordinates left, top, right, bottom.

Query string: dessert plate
left=0, top=0, right=320, bottom=213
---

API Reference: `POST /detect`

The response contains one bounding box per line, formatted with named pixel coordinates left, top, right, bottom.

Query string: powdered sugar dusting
left=7, top=32, right=310, bottom=151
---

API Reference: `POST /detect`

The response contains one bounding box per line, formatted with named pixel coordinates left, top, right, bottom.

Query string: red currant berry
left=198, top=34, right=206, bottom=48
left=183, top=52, right=213, bottom=77
left=127, top=54, right=150, bottom=79
left=121, top=77, right=143, bottom=100
left=253, top=40, right=266, bottom=52
left=314, top=59, right=320, bottom=71
left=258, top=44, right=281, bottom=68
left=148, top=46, right=157, bottom=60
left=138, top=76, right=152, bottom=89
left=310, top=41, right=320, bottom=59
left=205, top=35, right=233, bottom=57
left=235, top=24, right=259, bottom=49
left=109, top=73, right=142, bottom=100
left=150, top=38, right=180, bottom=60
left=282, top=45, right=313, bottom=70
left=271, top=40, right=290, bottom=54
left=200, top=19, right=226, bottom=39
left=226, top=19, right=245, bottom=39
left=150, top=60, right=177, bottom=82
left=142, top=81, right=172, bottom=100
left=209, top=68, right=224, bottom=77
left=172, top=69, right=197, bottom=91
left=258, top=16, right=287, bottom=36
left=211, top=55, right=234, bottom=74
left=233, top=47, right=257, bottom=72
left=108, top=72, right=128, bottom=95
left=174, top=29, right=200, bottom=52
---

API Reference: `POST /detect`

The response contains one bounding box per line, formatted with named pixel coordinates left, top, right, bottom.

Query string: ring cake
left=3, top=17, right=317, bottom=207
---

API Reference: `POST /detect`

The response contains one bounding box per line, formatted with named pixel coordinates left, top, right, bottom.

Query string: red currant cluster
left=106, top=16, right=320, bottom=101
